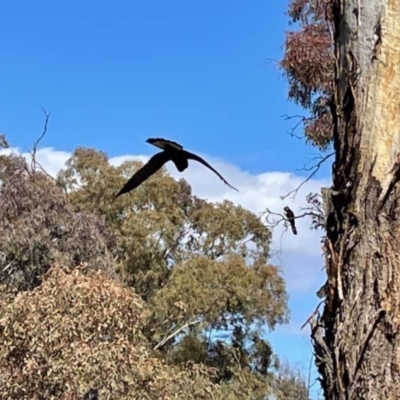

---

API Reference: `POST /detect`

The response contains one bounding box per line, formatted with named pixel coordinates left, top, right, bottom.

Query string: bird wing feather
left=115, top=151, right=171, bottom=198
left=183, top=150, right=238, bottom=191
left=147, top=137, right=183, bottom=151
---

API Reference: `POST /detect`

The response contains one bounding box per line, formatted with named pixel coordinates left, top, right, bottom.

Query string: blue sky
left=1, top=0, right=330, bottom=395
left=1, top=0, right=330, bottom=176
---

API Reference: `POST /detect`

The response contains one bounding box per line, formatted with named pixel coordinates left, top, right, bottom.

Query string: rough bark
left=312, top=0, right=400, bottom=399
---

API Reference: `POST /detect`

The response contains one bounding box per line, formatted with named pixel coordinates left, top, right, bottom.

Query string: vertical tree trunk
left=312, top=0, right=400, bottom=398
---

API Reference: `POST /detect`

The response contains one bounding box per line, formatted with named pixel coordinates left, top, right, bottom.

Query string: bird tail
left=290, top=223, right=297, bottom=235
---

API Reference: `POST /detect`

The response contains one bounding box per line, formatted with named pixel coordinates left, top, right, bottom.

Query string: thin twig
left=280, top=152, right=334, bottom=201
left=281, top=114, right=308, bottom=140
left=297, top=153, right=333, bottom=172
left=2, top=261, right=14, bottom=273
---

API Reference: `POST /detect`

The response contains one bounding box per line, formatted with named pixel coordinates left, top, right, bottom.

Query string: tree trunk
left=312, top=0, right=400, bottom=399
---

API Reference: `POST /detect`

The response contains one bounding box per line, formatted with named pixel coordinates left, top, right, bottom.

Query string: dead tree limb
left=24, top=109, right=55, bottom=180
left=153, top=319, right=201, bottom=351
left=30, top=108, right=51, bottom=171
left=281, top=151, right=334, bottom=201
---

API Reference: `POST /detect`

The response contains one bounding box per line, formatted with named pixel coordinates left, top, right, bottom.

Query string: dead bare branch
left=22, top=109, right=55, bottom=181
left=30, top=108, right=51, bottom=172
left=153, top=319, right=201, bottom=351
left=0, top=134, right=9, bottom=149
left=301, top=300, right=324, bottom=330
left=281, top=113, right=308, bottom=140
left=280, top=151, right=334, bottom=201
left=260, top=191, right=326, bottom=262
left=297, top=152, right=332, bottom=172
left=261, top=208, right=316, bottom=230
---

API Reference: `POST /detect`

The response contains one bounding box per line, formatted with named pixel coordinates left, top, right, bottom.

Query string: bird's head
left=146, top=137, right=183, bottom=151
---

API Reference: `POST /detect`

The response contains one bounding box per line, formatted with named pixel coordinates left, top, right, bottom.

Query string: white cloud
left=0, top=146, right=330, bottom=294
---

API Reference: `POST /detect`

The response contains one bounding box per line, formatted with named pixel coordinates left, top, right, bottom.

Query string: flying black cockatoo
left=114, top=138, right=238, bottom=198
left=283, top=206, right=297, bottom=235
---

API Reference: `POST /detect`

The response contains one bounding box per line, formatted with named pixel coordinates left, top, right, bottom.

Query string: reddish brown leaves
left=288, top=0, right=333, bottom=23
left=0, top=264, right=220, bottom=399
left=304, top=95, right=333, bottom=149
left=281, top=24, right=333, bottom=105
left=281, top=0, right=335, bottom=149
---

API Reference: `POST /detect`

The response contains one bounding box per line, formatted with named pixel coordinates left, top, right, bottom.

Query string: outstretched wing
left=146, top=137, right=183, bottom=151
left=114, top=151, right=171, bottom=198
left=183, top=150, right=238, bottom=192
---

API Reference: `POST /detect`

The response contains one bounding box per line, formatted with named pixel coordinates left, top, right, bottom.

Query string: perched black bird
left=115, top=138, right=238, bottom=198
left=283, top=206, right=297, bottom=235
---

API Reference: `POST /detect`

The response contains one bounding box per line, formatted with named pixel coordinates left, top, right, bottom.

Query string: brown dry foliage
left=282, top=25, right=333, bottom=102
left=0, top=153, right=117, bottom=291
left=0, top=264, right=221, bottom=399
left=287, top=0, right=332, bottom=23
left=280, top=0, right=334, bottom=149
